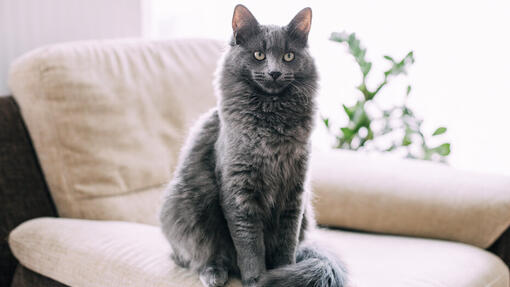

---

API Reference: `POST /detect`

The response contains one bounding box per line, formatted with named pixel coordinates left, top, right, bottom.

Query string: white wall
left=0, top=0, right=146, bottom=95
left=150, top=0, right=510, bottom=176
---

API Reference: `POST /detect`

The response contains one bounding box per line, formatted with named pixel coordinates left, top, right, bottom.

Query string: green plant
left=324, top=31, right=451, bottom=162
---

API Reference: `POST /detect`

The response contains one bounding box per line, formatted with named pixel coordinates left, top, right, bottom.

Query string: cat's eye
left=283, top=52, right=295, bottom=62
left=253, top=51, right=265, bottom=61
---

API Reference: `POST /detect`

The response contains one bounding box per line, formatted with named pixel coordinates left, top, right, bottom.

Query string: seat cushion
left=9, top=218, right=509, bottom=287
left=8, top=39, right=224, bottom=224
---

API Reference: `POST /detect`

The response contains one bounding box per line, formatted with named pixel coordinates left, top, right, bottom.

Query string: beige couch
left=7, top=38, right=510, bottom=287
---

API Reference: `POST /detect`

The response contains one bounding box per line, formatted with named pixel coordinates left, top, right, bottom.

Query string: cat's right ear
left=287, top=7, right=312, bottom=46
left=232, top=5, right=259, bottom=45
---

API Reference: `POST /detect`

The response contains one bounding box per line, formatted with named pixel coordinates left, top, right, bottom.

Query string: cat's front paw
left=242, top=277, right=259, bottom=287
left=199, top=266, right=228, bottom=287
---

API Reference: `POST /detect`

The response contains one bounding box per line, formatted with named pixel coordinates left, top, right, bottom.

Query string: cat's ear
left=287, top=7, right=312, bottom=45
left=232, top=4, right=259, bottom=45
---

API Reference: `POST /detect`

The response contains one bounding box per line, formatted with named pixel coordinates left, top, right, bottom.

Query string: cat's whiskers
left=289, top=80, right=317, bottom=98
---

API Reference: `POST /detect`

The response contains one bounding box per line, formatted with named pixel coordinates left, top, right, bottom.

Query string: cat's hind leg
left=170, top=249, right=190, bottom=268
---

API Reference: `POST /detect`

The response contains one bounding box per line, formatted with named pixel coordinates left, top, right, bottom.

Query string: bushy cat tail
left=258, top=243, right=348, bottom=287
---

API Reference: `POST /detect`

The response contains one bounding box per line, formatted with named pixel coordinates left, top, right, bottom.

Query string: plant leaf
left=342, top=104, right=355, bottom=120
left=329, top=32, right=349, bottom=43
left=323, top=118, right=329, bottom=128
left=434, top=143, right=451, bottom=156
left=361, top=62, right=372, bottom=76
left=402, top=136, right=412, bottom=146
left=341, top=127, right=356, bottom=140
left=432, top=127, right=447, bottom=136
left=383, top=55, right=394, bottom=62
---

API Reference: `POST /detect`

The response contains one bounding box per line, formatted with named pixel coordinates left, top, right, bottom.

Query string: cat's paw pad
left=199, top=266, right=228, bottom=287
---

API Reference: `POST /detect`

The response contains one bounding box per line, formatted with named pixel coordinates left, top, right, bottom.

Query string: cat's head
left=222, top=5, right=316, bottom=95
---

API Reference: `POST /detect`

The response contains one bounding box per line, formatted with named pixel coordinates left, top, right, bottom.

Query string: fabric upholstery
left=310, top=148, right=510, bottom=248
left=8, top=39, right=224, bottom=225
left=0, top=96, right=58, bottom=287
left=9, top=218, right=509, bottom=287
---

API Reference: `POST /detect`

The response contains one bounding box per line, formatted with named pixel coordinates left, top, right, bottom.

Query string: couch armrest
left=8, top=218, right=243, bottom=287
left=310, top=148, right=510, bottom=248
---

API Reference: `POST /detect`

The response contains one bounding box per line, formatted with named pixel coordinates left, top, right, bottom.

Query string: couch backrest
left=8, top=39, right=225, bottom=225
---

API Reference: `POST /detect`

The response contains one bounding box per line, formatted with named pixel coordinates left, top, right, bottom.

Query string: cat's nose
left=269, top=71, right=282, bottom=80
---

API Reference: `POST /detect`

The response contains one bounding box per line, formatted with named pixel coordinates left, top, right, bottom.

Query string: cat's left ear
left=287, top=7, right=312, bottom=45
left=232, top=5, right=259, bottom=45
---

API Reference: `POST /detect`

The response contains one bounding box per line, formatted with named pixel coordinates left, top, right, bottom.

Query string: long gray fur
left=160, top=5, right=347, bottom=287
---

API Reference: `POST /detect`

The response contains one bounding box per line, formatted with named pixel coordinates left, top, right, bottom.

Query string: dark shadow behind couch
left=0, top=96, right=65, bottom=286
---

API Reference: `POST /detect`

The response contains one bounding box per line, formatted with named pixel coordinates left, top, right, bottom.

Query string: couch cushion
left=8, top=39, right=224, bottom=224
left=9, top=218, right=509, bottom=287
left=310, top=148, right=510, bottom=249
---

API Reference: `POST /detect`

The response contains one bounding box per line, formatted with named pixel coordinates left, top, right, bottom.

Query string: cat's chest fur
left=247, top=125, right=308, bottom=183
left=218, top=106, right=311, bottom=210
left=225, top=100, right=310, bottom=163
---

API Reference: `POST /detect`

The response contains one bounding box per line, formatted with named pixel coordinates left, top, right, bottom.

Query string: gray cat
left=160, top=5, right=347, bottom=287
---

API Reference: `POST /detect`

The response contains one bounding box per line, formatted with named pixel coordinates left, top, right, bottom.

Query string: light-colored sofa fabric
left=9, top=217, right=509, bottom=287
left=311, top=148, right=510, bottom=248
left=9, top=39, right=224, bottom=225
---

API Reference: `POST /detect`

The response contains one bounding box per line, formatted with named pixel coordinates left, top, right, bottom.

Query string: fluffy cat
left=160, top=5, right=347, bottom=287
